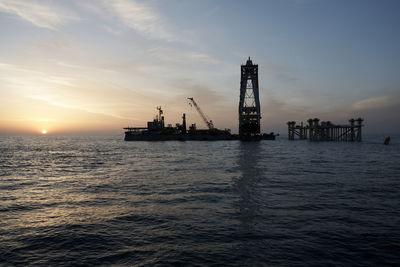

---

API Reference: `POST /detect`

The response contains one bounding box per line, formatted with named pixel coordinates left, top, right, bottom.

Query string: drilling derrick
left=239, top=57, right=261, bottom=136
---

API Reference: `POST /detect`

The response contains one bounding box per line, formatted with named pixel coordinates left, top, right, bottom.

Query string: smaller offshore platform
left=287, top=118, right=364, bottom=141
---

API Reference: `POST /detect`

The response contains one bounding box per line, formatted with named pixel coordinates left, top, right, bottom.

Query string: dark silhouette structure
left=384, top=136, right=390, bottom=145
left=187, top=97, right=214, bottom=129
left=287, top=118, right=364, bottom=141
left=124, top=58, right=275, bottom=141
left=124, top=107, right=231, bottom=141
left=239, top=57, right=261, bottom=137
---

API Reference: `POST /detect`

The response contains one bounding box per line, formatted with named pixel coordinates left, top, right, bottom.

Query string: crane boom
left=187, top=97, right=214, bottom=129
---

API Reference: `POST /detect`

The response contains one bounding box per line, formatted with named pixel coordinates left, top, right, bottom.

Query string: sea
left=1, top=135, right=399, bottom=266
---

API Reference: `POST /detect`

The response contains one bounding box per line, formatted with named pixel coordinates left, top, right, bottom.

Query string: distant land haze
left=0, top=0, right=399, bottom=135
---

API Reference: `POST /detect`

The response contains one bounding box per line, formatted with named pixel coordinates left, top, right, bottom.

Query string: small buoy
left=384, top=136, right=390, bottom=145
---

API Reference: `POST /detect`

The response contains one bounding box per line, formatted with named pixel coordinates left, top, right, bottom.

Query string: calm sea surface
left=1, top=135, right=399, bottom=266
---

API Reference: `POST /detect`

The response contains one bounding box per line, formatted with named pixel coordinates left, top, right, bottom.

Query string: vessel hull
left=124, top=133, right=276, bottom=141
left=124, top=134, right=235, bottom=141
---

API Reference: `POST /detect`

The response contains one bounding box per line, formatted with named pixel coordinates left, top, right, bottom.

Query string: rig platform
left=287, top=118, right=364, bottom=141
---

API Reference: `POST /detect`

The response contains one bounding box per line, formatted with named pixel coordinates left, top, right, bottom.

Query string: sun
left=41, top=130, right=47, bottom=134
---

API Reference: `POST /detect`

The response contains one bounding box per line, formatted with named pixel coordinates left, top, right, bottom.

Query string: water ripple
left=0, top=135, right=399, bottom=265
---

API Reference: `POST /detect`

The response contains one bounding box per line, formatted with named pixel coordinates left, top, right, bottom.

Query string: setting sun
left=41, top=130, right=47, bottom=134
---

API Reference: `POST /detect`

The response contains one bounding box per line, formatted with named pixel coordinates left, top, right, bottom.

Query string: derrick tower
left=239, top=57, right=261, bottom=136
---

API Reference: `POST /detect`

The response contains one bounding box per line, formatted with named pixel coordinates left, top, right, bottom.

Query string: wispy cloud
left=26, top=94, right=130, bottom=120
left=100, top=0, right=175, bottom=41
left=353, top=94, right=400, bottom=110
left=0, top=62, right=156, bottom=123
left=187, top=53, right=222, bottom=65
left=145, top=47, right=222, bottom=66
left=0, top=0, right=76, bottom=30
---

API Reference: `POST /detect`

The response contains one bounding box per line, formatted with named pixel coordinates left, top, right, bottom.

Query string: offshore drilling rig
left=239, top=57, right=261, bottom=137
left=239, top=57, right=275, bottom=140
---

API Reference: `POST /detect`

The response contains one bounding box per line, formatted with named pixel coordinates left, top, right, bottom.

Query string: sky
left=0, top=0, right=399, bottom=135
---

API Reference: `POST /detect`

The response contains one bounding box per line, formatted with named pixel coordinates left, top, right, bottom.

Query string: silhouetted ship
left=124, top=107, right=235, bottom=141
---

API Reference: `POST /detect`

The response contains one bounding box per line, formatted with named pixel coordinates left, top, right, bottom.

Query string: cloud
left=187, top=53, right=222, bottom=65
left=353, top=94, right=400, bottom=110
left=145, top=47, right=223, bottom=67
left=100, top=0, right=175, bottom=41
left=350, top=93, right=400, bottom=133
left=25, top=94, right=130, bottom=120
left=0, top=0, right=75, bottom=30
left=0, top=63, right=143, bottom=121
left=170, top=80, right=224, bottom=104
left=259, top=61, right=300, bottom=84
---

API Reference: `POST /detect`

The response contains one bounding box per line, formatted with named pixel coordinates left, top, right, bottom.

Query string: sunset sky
left=1, top=0, right=399, bottom=135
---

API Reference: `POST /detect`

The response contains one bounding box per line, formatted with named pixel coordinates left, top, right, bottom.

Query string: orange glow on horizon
left=41, top=130, right=47, bottom=134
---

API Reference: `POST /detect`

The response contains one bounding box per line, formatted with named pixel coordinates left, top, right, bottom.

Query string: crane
left=187, top=97, right=214, bottom=129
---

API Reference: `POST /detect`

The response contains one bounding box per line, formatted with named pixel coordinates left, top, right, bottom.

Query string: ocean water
left=1, top=135, right=399, bottom=266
